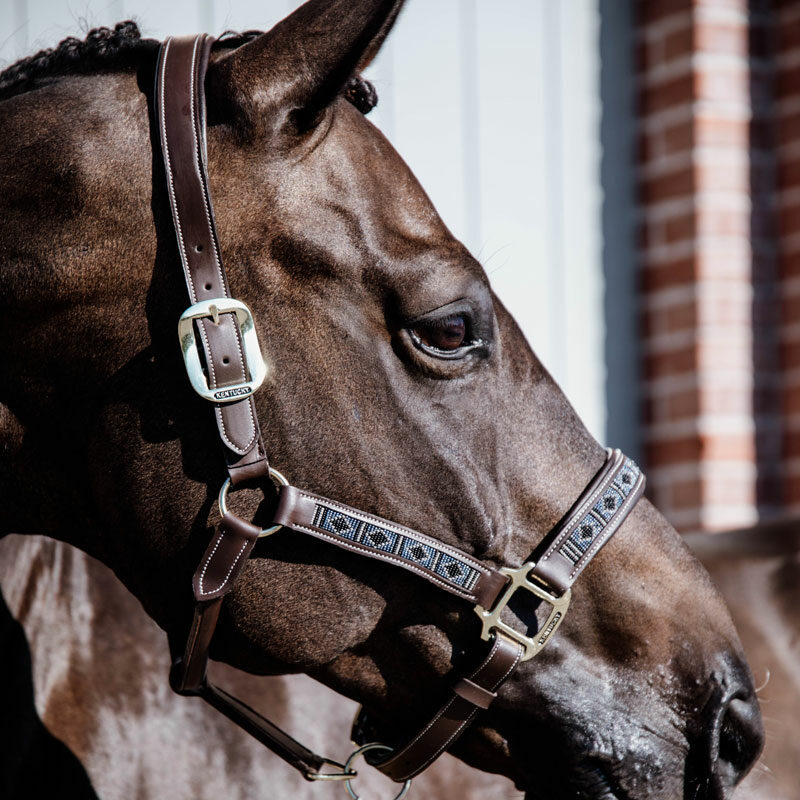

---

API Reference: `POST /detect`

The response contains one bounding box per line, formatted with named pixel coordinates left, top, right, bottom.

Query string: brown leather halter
left=156, top=34, right=646, bottom=795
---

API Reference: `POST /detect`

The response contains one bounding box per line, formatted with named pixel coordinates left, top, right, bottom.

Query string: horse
left=4, top=524, right=795, bottom=800
left=0, top=0, right=764, bottom=797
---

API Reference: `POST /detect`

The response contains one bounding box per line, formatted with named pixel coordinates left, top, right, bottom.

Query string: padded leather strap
left=531, top=449, right=645, bottom=595
left=273, top=485, right=509, bottom=607
left=156, top=35, right=269, bottom=485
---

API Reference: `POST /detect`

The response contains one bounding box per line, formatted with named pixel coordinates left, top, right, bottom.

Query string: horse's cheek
left=226, top=559, right=387, bottom=668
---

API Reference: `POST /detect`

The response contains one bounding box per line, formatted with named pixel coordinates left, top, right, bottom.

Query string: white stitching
left=159, top=38, right=196, bottom=303
left=163, top=37, right=256, bottom=454
left=188, top=37, right=256, bottom=453
left=188, top=34, right=226, bottom=295
left=197, top=536, right=249, bottom=597
left=381, top=637, right=523, bottom=777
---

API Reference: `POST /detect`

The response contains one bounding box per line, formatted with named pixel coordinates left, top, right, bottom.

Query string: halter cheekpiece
left=156, top=34, right=645, bottom=794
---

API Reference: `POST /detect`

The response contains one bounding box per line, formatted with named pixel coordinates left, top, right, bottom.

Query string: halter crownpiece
left=156, top=33, right=645, bottom=794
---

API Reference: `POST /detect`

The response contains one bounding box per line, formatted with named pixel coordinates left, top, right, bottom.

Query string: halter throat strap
left=156, top=33, right=645, bottom=787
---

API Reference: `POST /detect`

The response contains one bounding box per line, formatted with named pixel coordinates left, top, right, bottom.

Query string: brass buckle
left=177, top=298, right=267, bottom=403
left=474, top=562, right=571, bottom=661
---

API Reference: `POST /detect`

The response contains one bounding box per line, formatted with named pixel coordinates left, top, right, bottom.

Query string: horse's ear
left=208, top=0, right=404, bottom=132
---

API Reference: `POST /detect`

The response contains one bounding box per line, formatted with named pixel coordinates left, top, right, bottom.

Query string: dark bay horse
left=0, top=0, right=763, bottom=797
left=4, top=527, right=793, bottom=799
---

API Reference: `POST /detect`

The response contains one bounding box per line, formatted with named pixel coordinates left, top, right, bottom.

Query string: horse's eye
left=413, top=314, right=467, bottom=351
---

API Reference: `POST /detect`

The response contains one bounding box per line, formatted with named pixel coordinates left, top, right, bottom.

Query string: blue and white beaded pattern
left=312, top=504, right=482, bottom=592
left=559, top=459, right=641, bottom=564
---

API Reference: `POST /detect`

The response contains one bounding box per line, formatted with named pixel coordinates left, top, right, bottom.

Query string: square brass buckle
left=474, top=563, right=571, bottom=661
left=178, top=298, right=267, bottom=403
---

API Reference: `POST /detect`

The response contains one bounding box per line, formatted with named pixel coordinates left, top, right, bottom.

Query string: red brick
left=778, top=110, right=800, bottom=149
left=781, top=340, right=800, bottom=370
left=695, top=66, right=748, bottom=104
left=671, top=479, right=702, bottom=510
left=664, top=24, right=694, bottom=60
left=782, top=382, right=800, bottom=416
left=779, top=157, right=800, bottom=191
left=701, top=433, right=755, bottom=461
left=639, top=73, right=695, bottom=115
left=781, top=290, right=800, bottom=322
left=696, top=207, right=749, bottom=238
left=667, top=388, right=700, bottom=420
left=777, top=64, right=800, bottom=99
left=641, top=300, right=697, bottom=336
left=663, top=118, right=695, bottom=153
left=779, top=201, right=800, bottom=238
left=776, top=17, right=800, bottom=53
left=637, top=0, right=692, bottom=25
left=644, top=343, right=697, bottom=378
left=782, top=429, right=800, bottom=458
left=695, top=21, right=747, bottom=55
left=640, top=166, right=695, bottom=202
left=641, top=257, right=697, bottom=291
left=696, top=161, right=748, bottom=193
left=782, top=474, right=800, bottom=506
left=664, top=212, right=696, bottom=242
left=647, top=435, right=702, bottom=466
left=702, top=384, right=753, bottom=416
left=780, top=251, right=800, bottom=281
left=694, top=115, right=748, bottom=148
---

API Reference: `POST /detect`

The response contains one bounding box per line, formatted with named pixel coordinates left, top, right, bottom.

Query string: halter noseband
left=156, top=34, right=645, bottom=795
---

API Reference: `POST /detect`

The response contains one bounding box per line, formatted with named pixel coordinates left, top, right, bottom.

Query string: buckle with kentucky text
left=178, top=298, right=267, bottom=403
left=474, top=562, right=571, bottom=661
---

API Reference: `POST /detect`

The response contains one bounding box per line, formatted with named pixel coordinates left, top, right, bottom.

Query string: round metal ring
left=217, top=467, right=290, bottom=537
left=343, top=743, right=412, bottom=800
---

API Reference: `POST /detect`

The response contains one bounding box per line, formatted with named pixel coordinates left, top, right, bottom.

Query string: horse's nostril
left=714, top=693, right=764, bottom=788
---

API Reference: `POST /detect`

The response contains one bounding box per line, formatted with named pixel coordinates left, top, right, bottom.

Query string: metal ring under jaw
left=218, top=467, right=290, bottom=537
left=474, top=562, right=571, bottom=661
left=304, top=757, right=357, bottom=782
left=343, top=744, right=412, bottom=800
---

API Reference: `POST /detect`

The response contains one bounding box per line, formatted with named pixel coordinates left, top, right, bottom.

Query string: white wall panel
left=1, top=0, right=610, bottom=443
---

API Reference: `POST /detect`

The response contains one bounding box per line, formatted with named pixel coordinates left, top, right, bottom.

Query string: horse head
left=0, top=1, right=763, bottom=797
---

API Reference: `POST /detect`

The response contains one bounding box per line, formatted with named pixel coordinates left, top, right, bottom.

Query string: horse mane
left=0, top=20, right=378, bottom=112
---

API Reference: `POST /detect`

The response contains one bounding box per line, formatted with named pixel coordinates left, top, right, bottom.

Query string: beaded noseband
left=157, top=35, right=645, bottom=797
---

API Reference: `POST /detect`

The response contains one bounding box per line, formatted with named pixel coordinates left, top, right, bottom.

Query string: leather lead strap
left=157, top=34, right=269, bottom=486
left=370, top=634, right=523, bottom=781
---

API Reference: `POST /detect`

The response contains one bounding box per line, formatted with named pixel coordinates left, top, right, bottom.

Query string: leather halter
left=156, top=34, right=645, bottom=791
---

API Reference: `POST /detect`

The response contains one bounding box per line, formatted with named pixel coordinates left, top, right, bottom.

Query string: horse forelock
left=0, top=22, right=377, bottom=112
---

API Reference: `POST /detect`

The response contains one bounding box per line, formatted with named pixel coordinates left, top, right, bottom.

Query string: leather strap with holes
left=157, top=34, right=269, bottom=486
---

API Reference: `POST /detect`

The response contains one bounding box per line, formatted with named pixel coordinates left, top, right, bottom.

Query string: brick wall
left=636, top=0, right=780, bottom=532
left=777, top=1, right=800, bottom=509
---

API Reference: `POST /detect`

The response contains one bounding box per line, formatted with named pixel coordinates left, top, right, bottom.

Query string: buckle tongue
left=178, top=298, right=267, bottom=403
left=474, top=562, right=571, bottom=661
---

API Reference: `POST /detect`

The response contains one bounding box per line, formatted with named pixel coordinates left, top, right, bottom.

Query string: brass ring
left=343, top=743, right=411, bottom=800
left=217, top=467, right=289, bottom=537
